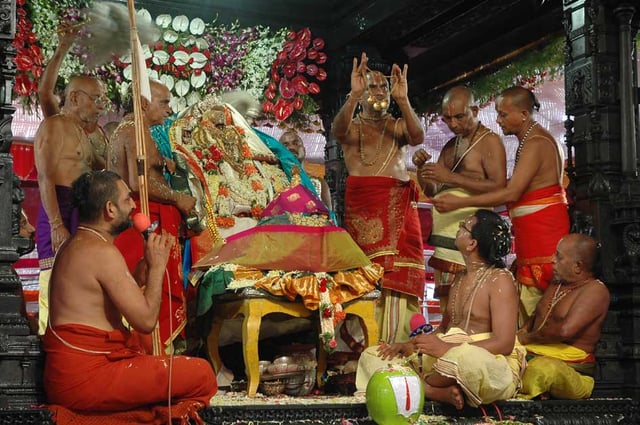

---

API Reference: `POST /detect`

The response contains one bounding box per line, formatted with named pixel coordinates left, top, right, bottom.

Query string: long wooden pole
left=126, top=0, right=160, bottom=355
left=126, top=0, right=150, bottom=218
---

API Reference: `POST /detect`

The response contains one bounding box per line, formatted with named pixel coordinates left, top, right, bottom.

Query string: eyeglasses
left=459, top=221, right=473, bottom=234
left=75, top=89, right=109, bottom=107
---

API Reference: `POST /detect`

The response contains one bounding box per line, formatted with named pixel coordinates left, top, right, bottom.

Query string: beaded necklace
left=450, top=265, right=494, bottom=328
left=357, top=115, right=389, bottom=166
left=515, top=121, right=538, bottom=165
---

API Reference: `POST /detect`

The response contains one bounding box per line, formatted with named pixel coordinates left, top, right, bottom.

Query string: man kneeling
left=43, top=170, right=217, bottom=413
left=356, top=210, right=525, bottom=409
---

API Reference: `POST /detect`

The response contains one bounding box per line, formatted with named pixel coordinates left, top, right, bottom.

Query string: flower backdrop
left=14, top=0, right=325, bottom=130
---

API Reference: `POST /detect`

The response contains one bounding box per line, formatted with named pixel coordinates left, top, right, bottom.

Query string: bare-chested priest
left=34, top=74, right=109, bottom=336
left=332, top=51, right=426, bottom=344
left=413, top=86, right=506, bottom=312
left=109, top=80, right=196, bottom=353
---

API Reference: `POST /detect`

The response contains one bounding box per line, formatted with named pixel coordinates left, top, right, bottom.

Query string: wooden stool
left=206, top=288, right=380, bottom=397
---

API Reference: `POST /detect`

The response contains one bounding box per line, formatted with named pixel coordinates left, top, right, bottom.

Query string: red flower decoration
left=319, top=277, right=328, bottom=292
left=263, top=27, right=327, bottom=122
left=13, top=1, right=44, bottom=107
left=322, top=307, right=332, bottom=318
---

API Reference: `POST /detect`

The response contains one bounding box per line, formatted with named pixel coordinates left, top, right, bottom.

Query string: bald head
left=64, top=75, right=101, bottom=103
left=563, top=233, right=599, bottom=273
left=145, top=80, right=172, bottom=125
left=442, top=86, right=476, bottom=110
left=279, top=130, right=305, bottom=161
left=499, top=86, right=540, bottom=113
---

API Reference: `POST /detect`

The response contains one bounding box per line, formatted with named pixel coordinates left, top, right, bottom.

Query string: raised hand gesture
left=350, top=52, right=368, bottom=100
left=390, top=63, right=409, bottom=103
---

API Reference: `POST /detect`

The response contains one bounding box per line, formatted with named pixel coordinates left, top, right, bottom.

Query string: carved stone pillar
left=563, top=0, right=640, bottom=398
left=0, top=0, right=47, bottom=410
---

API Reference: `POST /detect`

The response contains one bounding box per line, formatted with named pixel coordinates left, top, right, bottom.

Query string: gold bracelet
left=49, top=214, right=62, bottom=225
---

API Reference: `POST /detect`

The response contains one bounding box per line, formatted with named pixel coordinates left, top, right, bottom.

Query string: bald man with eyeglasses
left=34, top=23, right=113, bottom=336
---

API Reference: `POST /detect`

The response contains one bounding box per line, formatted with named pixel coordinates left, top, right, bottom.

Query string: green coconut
left=366, top=365, right=425, bottom=425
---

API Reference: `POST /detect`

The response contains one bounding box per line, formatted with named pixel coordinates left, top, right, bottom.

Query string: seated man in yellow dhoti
left=356, top=210, right=525, bottom=410
left=517, top=233, right=609, bottom=400
left=413, top=86, right=506, bottom=312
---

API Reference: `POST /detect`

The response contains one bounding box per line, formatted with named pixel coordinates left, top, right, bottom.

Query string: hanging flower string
left=317, top=275, right=346, bottom=353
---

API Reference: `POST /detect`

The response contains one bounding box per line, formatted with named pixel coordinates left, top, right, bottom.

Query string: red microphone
left=132, top=213, right=158, bottom=240
left=409, top=313, right=433, bottom=338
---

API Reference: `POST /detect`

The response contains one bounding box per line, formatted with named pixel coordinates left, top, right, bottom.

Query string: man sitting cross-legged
left=355, top=210, right=525, bottom=409
left=517, top=233, right=610, bottom=400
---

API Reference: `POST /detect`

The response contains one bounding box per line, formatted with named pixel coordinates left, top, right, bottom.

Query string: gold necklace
left=450, top=265, right=492, bottom=327
left=77, top=225, right=108, bottom=242
left=357, top=117, right=388, bottom=166
left=515, top=121, right=538, bottom=165
left=535, top=279, right=590, bottom=331
left=358, top=112, right=389, bottom=122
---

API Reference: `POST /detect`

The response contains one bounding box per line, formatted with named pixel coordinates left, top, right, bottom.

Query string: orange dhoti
left=114, top=199, right=186, bottom=352
left=43, top=324, right=217, bottom=412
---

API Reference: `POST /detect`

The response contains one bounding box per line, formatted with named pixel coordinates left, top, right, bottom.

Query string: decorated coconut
left=365, top=365, right=424, bottom=425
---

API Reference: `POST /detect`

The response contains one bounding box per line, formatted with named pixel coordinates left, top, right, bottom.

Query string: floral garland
left=173, top=101, right=289, bottom=228
left=317, top=275, right=346, bottom=353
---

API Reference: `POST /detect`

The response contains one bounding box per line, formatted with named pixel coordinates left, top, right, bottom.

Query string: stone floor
left=0, top=396, right=637, bottom=424
left=202, top=394, right=638, bottom=425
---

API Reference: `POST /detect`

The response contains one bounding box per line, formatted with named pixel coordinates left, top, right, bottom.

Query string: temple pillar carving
left=563, top=0, right=640, bottom=397
left=0, top=0, right=47, bottom=410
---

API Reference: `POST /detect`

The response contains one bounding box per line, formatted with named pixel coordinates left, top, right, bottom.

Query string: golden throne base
left=206, top=288, right=380, bottom=397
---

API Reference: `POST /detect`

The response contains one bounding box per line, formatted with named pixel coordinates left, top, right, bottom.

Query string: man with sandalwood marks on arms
left=332, top=52, right=426, bottom=344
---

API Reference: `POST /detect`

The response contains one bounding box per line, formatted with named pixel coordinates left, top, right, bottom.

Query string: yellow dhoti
left=429, top=189, right=483, bottom=302
left=356, top=328, right=526, bottom=406
left=518, top=343, right=595, bottom=400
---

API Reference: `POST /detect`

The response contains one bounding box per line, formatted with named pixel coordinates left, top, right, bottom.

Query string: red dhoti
left=508, top=185, right=570, bottom=292
left=43, top=324, right=217, bottom=412
left=344, top=176, right=425, bottom=298
left=114, top=199, right=186, bottom=352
